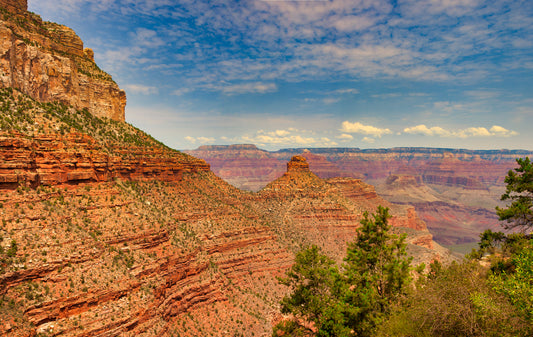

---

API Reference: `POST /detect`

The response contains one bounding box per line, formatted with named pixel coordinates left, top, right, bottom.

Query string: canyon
left=187, top=145, right=533, bottom=247
left=0, top=1, right=483, bottom=336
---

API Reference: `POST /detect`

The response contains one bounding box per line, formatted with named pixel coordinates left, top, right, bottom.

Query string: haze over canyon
left=0, top=0, right=531, bottom=336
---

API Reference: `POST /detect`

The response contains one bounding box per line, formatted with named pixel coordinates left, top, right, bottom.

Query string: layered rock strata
left=188, top=145, right=532, bottom=246
left=0, top=0, right=126, bottom=121
left=258, top=156, right=451, bottom=264
left=0, top=132, right=209, bottom=189
left=0, top=152, right=452, bottom=336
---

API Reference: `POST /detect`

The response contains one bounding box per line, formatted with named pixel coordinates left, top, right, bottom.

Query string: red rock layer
left=301, top=150, right=361, bottom=179
left=0, top=0, right=25, bottom=13
left=0, top=132, right=209, bottom=189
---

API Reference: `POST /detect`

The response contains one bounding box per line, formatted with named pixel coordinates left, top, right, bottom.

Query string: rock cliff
left=0, top=0, right=126, bottom=121
left=189, top=144, right=284, bottom=191
left=0, top=126, right=453, bottom=335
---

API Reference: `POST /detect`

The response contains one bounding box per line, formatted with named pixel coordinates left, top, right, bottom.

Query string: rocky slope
left=0, top=94, right=451, bottom=336
left=0, top=0, right=126, bottom=121
left=376, top=174, right=503, bottom=245
left=256, top=156, right=450, bottom=265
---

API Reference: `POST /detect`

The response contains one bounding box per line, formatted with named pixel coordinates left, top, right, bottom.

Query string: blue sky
left=29, top=0, right=533, bottom=151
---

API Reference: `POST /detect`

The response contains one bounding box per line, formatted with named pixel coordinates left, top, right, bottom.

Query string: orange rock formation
left=0, top=0, right=126, bottom=121
left=0, top=132, right=209, bottom=190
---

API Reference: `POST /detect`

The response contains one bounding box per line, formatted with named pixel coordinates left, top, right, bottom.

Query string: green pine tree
left=274, top=206, right=412, bottom=337
left=496, top=157, right=533, bottom=233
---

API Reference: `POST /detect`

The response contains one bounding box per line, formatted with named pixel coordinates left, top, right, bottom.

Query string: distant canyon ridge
left=187, top=144, right=533, bottom=247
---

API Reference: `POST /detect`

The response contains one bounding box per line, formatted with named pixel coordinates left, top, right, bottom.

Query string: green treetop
left=497, top=157, right=533, bottom=233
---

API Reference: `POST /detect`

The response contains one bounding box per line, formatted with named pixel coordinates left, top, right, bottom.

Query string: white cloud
left=337, top=133, right=354, bottom=140
left=362, top=137, right=376, bottom=144
left=404, top=124, right=451, bottom=136
left=184, top=136, right=215, bottom=144
left=489, top=125, right=519, bottom=137
left=456, top=127, right=491, bottom=138
left=341, top=121, right=393, bottom=138
left=404, top=124, right=519, bottom=138
left=240, top=128, right=338, bottom=147
left=131, top=28, right=165, bottom=48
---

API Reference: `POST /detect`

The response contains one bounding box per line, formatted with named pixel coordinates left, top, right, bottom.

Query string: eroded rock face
left=0, top=0, right=26, bottom=12
left=259, top=156, right=450, bottom=265
left=0, top=0, right=126, bottom=121
left=286, top=155, right=309, bottom=173
left=0, top=132, right=209, bottom=189
left=186, top=144, right=284, bottom=191
left=188, top=145, right=533, bottom=246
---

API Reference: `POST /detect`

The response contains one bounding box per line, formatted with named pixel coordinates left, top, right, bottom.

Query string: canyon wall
left=0, top=132, right=210, bottom=190
left=1, top=0, right=26, bottom=12
left=187, top=145, right=533, bottom=246
left=187, top=145, right=532, bottom=192
left=0, top=0, right=126, bottom=121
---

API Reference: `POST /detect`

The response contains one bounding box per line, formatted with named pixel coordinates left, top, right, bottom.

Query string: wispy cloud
left=185, top=136, right=216, bottom=144
left=404, top=124, right=518, bottom=138
left=28, top=0, right=533, bottom=150
left=33, top=0, right=533, bottom=92
left=335, top=88, right=359, bottom=95
left=209, top=82, right=278, bottom=95
left=322, top=98, right=340, bottom=104
left=123, top=84, right=159, bottom=95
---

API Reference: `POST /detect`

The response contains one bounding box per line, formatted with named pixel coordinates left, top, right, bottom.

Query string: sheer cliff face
left=0, top=0, right=25, bottom=12
left=0, top=0, right=126, bottom=121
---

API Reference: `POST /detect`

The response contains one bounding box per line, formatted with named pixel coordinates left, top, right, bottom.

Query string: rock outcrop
left=258, top=156, right=450, bottom=264
left=286, top=155, right=309, bottom=173
left=1, top=0, right=25, bottom=13
left=0, top=0, right=126, bottom=121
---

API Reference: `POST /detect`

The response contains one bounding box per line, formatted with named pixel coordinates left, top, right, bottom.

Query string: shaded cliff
left=0, top=0, right=126, bottom=121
